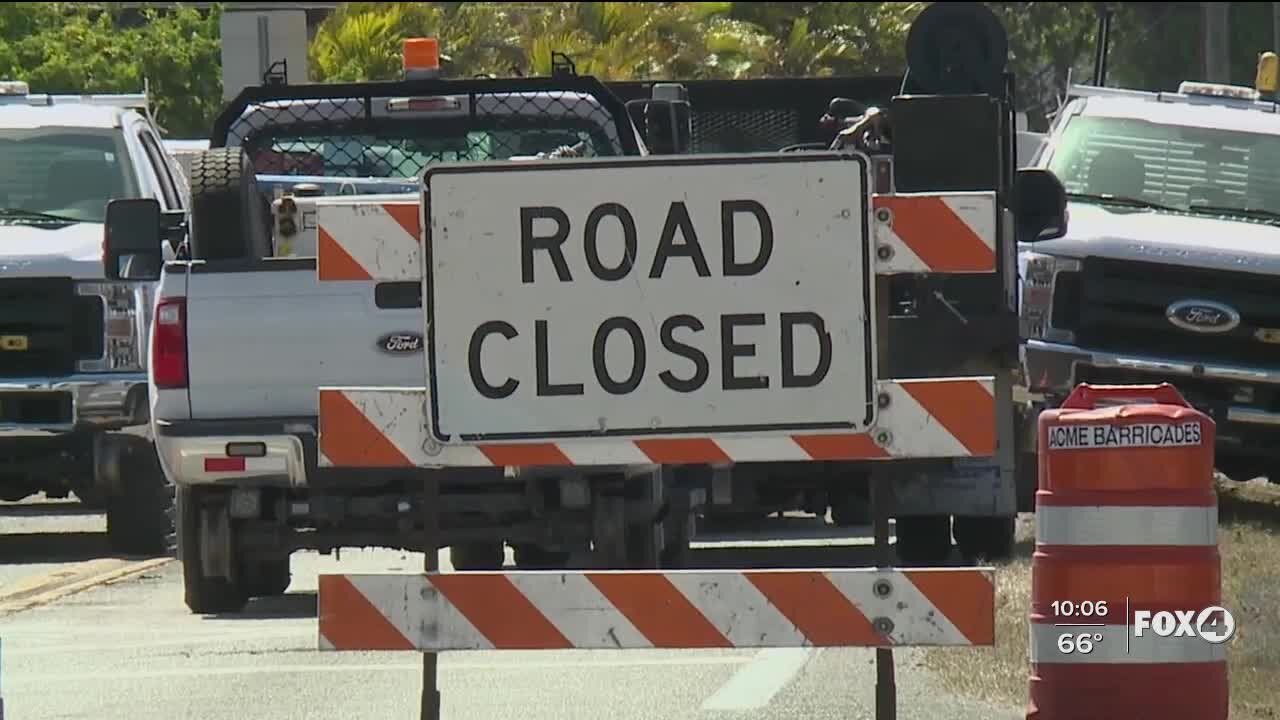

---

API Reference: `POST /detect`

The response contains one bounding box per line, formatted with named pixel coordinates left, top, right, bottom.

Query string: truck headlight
left=1019, top=252, right=1080, bottom=342
left=76, top=281, right=146, bottom=373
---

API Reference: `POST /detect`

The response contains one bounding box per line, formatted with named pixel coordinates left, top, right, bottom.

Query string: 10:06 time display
left=1050, top=600, right=1109, bottom=617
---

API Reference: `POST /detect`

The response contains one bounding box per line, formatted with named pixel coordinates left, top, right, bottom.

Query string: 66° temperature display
left=1057, top=632, right=1104, bottom=654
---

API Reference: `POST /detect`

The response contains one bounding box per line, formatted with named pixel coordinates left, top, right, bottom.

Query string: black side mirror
left=1014, top=168, right=1068, bottom=243
left=104, top=198, right=164, bottom=281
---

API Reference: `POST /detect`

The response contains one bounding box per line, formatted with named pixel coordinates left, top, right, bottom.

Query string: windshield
left=246, top=120, right=619, bottom=180
left=1046, top=114, right=1280, bottom=217
left=0, top=127, right=137, bottom=224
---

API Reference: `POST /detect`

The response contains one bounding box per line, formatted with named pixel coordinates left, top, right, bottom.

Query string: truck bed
left=184, top=263, right=422, bottom=420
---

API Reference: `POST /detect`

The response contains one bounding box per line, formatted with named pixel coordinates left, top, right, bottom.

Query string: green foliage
left=0, top=3, right=222, bottom=137
left=3, top=2, right=1276, bottom=141
left=309, top=1, right=922, bottom=82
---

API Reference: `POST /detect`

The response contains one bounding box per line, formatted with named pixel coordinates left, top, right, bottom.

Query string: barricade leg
left=421, top=470, right=441, bottom=720
left=872, top=470, right=897, bottom=720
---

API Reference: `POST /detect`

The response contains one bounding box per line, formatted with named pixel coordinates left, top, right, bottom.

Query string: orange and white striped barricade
left=311, top=148, right=1008, bottom=720
left=1027, top=383, right=1228, bottom=720
left=319, top=568, right=995, bottom=651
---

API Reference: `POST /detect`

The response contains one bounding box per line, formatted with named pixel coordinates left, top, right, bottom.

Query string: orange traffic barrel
left=1026, top=383, right=1228, bottom=720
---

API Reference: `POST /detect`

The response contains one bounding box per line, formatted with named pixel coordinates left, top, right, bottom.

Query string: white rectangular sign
left=422, top=153, right=875, bottom=442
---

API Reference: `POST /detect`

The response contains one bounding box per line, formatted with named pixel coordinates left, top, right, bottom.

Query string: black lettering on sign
left=1049, top=422, right=1207, bottom=449
left=659, top=315, right=709, bottom=393
left=536, top=320, right=584, bottom=396
left=520, top=207, right=572, bottom=283
left=649, top=201, right=711, bottom=279
left=593, top=317, right=646, bottom=395
left=722, top=200, right=774, bottom=277
left=780, top=312, right=832, bottom=388
left=721, top=314, right=767, bottom=390
left=584, top=203, right=637, bottom=282
left=469, top=321, right=519, bottom=399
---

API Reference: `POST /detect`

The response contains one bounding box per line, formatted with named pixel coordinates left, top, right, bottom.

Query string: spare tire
left=188, top=147, right=272, bottom=261
left=906, top=1, right=1008, bottom=97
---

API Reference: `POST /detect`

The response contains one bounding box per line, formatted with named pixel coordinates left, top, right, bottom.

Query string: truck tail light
left=204, top=457, right=245, bottom=472
left=153, top=297, right=188, bottom=389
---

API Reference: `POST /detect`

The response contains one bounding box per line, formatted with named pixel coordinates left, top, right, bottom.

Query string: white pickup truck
left=102, top=72, right=675, bottom=612
left=1018, top=79, right=1280, bottom=481
left=0, top=81, right=185, bottom=553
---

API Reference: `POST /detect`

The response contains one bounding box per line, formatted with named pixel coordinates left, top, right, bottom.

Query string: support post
left=1274, top=2, right=1280, bottom=58
left=871, top=470, right=897, bottom=720
left=1203, top=2, right=1231, bottom=83
left=420, top=470, right=442, bottom=720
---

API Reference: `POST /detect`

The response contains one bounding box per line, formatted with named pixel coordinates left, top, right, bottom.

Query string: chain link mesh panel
left=690, top=109, right=802, bottom=153
left=223, top=90, right=629, bottom=179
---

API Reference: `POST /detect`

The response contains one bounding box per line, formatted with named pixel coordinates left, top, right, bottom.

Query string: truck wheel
left=894, top=515, right=952, bottom=565
left=450, top=542, right=504, bottom=571
left=514, top=544, right=572, bottom=570
left=830, top=490, right=872, bottom=527
left=74, top=486, right=106, bottom=509
left=188, top=147, right=272, bottom=262
left=244, top=555, right=292, bottom=597
left=1, top=486, right=34, bottom=502
left=626, top=520, right=662, bottom=569
left=177, top=486, right=248, bottom=614
left=659, top=491, right=695, bottom=568
left=105, top=440, right=175, bottom=556
left=953, top=516, right=1016, bottom=562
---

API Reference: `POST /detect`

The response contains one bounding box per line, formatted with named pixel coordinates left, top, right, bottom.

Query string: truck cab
left=1019, top=78, right=1280, bottom=479
left=0, top=81, right=186, bottom=552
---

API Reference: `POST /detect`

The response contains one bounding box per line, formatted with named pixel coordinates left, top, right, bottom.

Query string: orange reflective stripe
left=318, top=575, right=414, bottom=650
left=318, top=390, right=413, bottom=467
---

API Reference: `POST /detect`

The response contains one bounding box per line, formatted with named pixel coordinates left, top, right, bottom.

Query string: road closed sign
left=423, top=153, right=875, bottom=442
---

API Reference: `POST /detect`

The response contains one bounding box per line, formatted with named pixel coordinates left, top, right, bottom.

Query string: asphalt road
left=0, top=496, right=109, bottom=588
left=0, top=499, right=1023, bottom=720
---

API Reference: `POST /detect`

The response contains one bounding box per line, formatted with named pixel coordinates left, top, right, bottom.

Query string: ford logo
left=1166, top=299, right=1241, bottom=334
left=377, top=332, right=423, bottom=354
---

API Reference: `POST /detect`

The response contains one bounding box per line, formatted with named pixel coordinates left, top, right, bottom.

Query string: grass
left=923, top=515, right=1280, bottom=720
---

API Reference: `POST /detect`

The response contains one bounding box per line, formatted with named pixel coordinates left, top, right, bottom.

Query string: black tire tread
left=177, top=486, right=248, bottom=614
left=450, top=542, right=505, bottom=571
left=105, top=440, right=175, bottom=556
left=188, top=147, right=270, bottom=261
left=244, top=556, right=291, bottom=597
left=894, top=514, right=953, bottom=565
left=952, top=515, right=1016, bottom=562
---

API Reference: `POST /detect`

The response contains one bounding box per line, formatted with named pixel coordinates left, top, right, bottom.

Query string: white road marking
left=700, top=648, right=815, bottom=711
left=5, top=655, right=752, bottom=684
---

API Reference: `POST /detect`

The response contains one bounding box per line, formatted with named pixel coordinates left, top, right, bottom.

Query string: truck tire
left=0, top=487, right=31, bottom=502
left=188, top=147, right=272, bottom=262
left=514, top=544, right=572, bottom=570
left=894, top=515, right=952, bottom=565
left=450, top=542, right=504, bottom=571
left=953, top=516, right=1015, bottom=562
left=660, top=492, right=694, bottom=569
left=177, top=486, right=248, bottom=614
left=74, top=487, right=106, bottom=509
left=105, top=440, right=175, bottom=556
left=244, top=556, right=291, bottom=597
left=829, top=489, right=872, bottom=527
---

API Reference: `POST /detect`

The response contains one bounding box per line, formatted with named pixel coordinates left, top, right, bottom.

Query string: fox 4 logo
left=1133, top=606, right=1236, bottom=644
